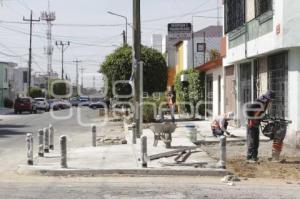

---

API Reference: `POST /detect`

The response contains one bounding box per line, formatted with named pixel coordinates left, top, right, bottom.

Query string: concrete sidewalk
left=17, top=122, right=230, bottom=177
left=174, top=120, right=270, bottom=144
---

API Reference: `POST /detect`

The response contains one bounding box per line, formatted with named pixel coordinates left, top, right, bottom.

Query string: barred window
left=224, top=0, right=246, bottom=33
left=255, top=0, right=272, bottom=17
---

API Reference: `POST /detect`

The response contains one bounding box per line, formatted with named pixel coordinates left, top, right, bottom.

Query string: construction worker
left=246, top=90, right=275, bottom=162
left=211, top=112, right=235, bottom=137
left=167, top=86, right=176, bottom=123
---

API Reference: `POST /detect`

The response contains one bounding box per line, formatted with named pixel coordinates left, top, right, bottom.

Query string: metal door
left=268, top=53, right=287, bottom=118
left=224, top=65, right=236, bottom=113
left=206, top=74, right=213, bottom=118
left=240, top=62, right=252, bottom=126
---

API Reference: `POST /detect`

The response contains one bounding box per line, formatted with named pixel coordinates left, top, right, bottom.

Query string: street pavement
left=0, top=107, right=104, bottom=174
left=0, top=176, right=299, bottom=199
left=1, top=109, right=299, bottom=198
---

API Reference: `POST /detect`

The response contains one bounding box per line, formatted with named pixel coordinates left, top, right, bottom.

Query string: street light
left=107, top=11, right=128, bottom=45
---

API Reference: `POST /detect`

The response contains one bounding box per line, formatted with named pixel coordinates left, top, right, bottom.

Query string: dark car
left=14, top=97, right=37, bottom=114
left=70, top=98, right=80, bottom=107
left=89, top=101, right=105, bottom=109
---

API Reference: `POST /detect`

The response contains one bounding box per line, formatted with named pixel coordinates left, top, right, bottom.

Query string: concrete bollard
left=219, top=136, right=227, bottom=169
left=132, top=123, right=137, bottom=144
left=60, top=135, right=67, bottom=168
left=44, top=128, right=50, bottom=153
left=49, top=124, right=54, bottom=150
left=38, top=129, right=44, bottom=157
left=92, top=124, right=96, bottom=147
left=141, top=136, right=147, bottom=168
left=26, top=133, right=33, bottom=165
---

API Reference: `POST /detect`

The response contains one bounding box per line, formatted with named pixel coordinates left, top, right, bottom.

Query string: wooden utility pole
left=55, top=41, right=70, bottom=80
left=73, top=59, right=82, bottom=95
left=133, top=0, right=142, bottom=138
left=23, top=10, right=40, bottom=95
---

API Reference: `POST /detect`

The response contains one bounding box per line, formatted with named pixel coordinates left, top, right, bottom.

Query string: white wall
left=283, top=0, right=300, bottom=48
left=206, top=67, right=224, bottom=118
left=287, top=48, right=300, bottom=148
left=14, top=68, right=28, bottom=96
left=224, top=0, right=285, bottom=65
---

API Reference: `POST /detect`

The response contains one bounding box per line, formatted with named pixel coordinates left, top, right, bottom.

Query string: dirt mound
left=228, top=156, right=300, bottom=180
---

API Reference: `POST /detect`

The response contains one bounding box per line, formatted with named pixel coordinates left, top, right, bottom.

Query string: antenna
left=41, top=0, right=56, bottom=78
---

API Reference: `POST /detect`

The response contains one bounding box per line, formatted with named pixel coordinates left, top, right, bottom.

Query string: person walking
left=246, top=90, right=275, bottom=162
left=167, top=87, right=176, bottom=123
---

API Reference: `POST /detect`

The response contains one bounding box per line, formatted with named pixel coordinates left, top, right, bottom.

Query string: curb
left=17, top=165, right=231, bottom=177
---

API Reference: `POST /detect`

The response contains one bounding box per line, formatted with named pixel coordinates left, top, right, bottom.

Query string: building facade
left=223, top=0, right=300, bottom=147
left=0, top=62, right=17, bottom=107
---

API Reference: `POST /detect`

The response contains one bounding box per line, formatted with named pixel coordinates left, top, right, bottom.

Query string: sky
left=0, top=0, right=223, bottom=87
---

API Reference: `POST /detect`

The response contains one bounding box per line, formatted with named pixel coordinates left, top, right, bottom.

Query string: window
left=224, top=0, right=246, bottom=33
left=255, top=0, right=272, bottom=17
left=23, top=71, right=28, bottom=83
left=4, top=68, right=8, bottom=82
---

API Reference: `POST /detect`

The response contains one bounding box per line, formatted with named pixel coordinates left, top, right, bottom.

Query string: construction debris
left=149, top=147, right=198, bottom=161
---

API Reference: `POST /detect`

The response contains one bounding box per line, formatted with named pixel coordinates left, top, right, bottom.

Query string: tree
left=174, top=69, right=205, bottom=117
left=100, top=45, right=168, bottom=98
left=48, top=79, right=68, bottom=98
left=29, top=87, right=44, bottom=98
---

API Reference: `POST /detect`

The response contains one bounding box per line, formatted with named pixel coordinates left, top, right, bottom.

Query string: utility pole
left=80, top=67, right=85, bottom=89
left=122, top=30, right=126, bottom=46
left=55, top=41, right=70, bottom=80
left=133, top=0, right=142, bottom=138
left=23, top=10, right=40, bottom=96
left=93, top=76, right=96, bottom=88
left=203, top=31, right=206, bottom=64
left=73, top=59, right=82, bottom=95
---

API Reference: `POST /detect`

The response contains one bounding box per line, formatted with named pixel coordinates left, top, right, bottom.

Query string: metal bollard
left=26, top=133, right=33, bottom=165
left=141, top=136, right=147, bottom=168
left=60, top=135, right=67, bottom=168
left=44, top=128, right=50, bottom=153
left=92, top=124, right=96, bottom=147
left=38, top=129, right=44, bottom=157
left=219, top=136, right=226, bottom=169
left=49, top=124, right=54, bottom=150
left=132, top=123, right=136, bottom=144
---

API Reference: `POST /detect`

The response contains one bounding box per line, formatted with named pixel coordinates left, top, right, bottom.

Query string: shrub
left=174, top=69, right=205, bottom=117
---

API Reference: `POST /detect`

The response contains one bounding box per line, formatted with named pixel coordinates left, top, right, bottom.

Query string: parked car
left=59, top=100, right=71, bottom=109
left=89, top=101, right=105, bottom=109
left=79, top=101, right=90, bottom=107
left=14, top=97, right=37, bottom=114
left=48, top=99, right=59, bottom=111
left=70, top=97, right=80, bottom=107
left=34, top=98, right=50, bottom=111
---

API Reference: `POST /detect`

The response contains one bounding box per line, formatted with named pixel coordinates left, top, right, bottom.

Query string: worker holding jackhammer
left=246, top=90, right=275, bottom=163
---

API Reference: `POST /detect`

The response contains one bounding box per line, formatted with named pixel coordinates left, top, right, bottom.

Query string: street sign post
left=168, top=23, right=192, bottom=41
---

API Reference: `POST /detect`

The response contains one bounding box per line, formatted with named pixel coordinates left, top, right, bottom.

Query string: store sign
left=168, top=23, right=192, bottom=41
left=197, top=43, right=206, bottom=52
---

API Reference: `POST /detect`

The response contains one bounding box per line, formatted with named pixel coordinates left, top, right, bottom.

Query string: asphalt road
left=0, top=107, right=101, bottom=173
left=0, top=176, right=299, bottom=199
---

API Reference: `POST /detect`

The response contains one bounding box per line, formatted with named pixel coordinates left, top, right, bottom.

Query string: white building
left=222, top=0, right=300, bottom=148
left=167, top=25, right=223, bottom=72
left=151, top=34, right=163, bottom=53
left=13, top=67, right=28, bottom=97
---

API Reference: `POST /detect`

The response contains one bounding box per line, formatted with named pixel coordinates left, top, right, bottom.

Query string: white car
left=34, top=98, right=50, bottom=111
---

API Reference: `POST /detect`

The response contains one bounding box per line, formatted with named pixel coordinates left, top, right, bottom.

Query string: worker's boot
left=271, top=151, right=280, bottom=162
